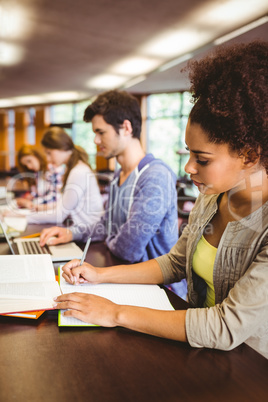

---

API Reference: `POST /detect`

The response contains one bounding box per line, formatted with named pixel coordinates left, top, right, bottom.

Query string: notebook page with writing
left=58, top=269, right=174, bottom=327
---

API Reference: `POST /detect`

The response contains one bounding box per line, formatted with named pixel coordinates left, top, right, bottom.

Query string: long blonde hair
left=41, top=126, right=91, bottom=189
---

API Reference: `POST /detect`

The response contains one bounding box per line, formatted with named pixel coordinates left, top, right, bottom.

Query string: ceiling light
left=0, top=92, right=90, bottom=108
left=87, top=74, right=128, bottom=89
left=141, top=29, right=212, bottom=58
left=0, top=5, right=28, bottom=39
left=214, top=16, right=268, bottom=45
left=111, top=57, right=161, bottom=76
left=0, top=99, right=17, bottom=108
left=0, top=42, right=23, bottom=65
left=198, top=0, right=268, bottom=26
left=140, top=0, right=267, bottom=60
left=43, top=91, right=87, bottom=102
left=122, top=75, right=147, bottom=89
left=158, top=53, right=193, bottom=72
left=11, top=95, right=47, bottom=105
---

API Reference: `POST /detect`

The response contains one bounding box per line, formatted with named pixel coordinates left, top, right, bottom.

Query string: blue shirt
left=72, top=154, right=178, bottom=263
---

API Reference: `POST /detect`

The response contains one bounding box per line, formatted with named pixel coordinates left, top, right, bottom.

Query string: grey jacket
left=156, top=193, right=268, bottom=358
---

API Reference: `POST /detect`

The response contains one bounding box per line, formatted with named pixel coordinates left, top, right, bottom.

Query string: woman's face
left=20, top=155, right=40, bottom=172
left=184, top=120, right=246, bottom=195
left=43, top=148, right=71, bottom=166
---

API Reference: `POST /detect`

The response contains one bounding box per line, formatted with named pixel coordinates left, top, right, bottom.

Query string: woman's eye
left=196, top=159, right=208, bottom=166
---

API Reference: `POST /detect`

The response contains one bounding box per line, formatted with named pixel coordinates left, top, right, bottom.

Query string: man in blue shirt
left=40, top=90, right=178, bottom=263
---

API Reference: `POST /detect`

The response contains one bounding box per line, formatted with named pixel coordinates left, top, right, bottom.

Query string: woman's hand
left=16, top=197, right=34, bottom=209
left=61, top=259, right=100, bottom=285
left=54, top=291, right=188, bottom=342
left=54, top=292, right=119, bottom=327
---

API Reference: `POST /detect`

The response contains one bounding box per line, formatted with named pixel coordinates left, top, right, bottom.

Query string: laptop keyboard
left=22, top=241, right=50, bottom=255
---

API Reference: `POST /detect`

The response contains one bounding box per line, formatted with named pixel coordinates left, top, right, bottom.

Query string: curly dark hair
left=83, top=90, right=142, bottom=139
left=187, top=41, right=268, bottom=174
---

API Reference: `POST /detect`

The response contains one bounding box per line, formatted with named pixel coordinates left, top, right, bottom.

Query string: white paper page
left=0, top=281, right=61, bottom=313
left=0, top=254, right=55, bottom=283
left=59, top=274, right=174, bottom=326
left=0, top=281, right=61, bottom=299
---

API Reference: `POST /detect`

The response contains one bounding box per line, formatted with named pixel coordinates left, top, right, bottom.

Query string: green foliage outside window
left=147, top=92, right=192, bottom=177
left=51, top=103, right=73, bottom=124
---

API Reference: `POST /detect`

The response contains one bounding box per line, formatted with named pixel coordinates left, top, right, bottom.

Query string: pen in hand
left=71, top=237, right=91, bottom=285
left=80, top=237, right=91, bottom=266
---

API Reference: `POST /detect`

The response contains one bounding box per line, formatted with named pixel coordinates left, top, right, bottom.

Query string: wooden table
left=0, top=225, right=268, bottom=402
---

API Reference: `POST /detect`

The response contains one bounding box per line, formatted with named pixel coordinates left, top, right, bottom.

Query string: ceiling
left=0, top=0, right=267, bottom=109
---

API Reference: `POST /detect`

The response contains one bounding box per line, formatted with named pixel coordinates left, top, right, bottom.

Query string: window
left=73, top=101, right=96, bottom=169
left=2, top=92, right=192, bottom=173
left=146, top=92, right=192, bottom=177
left=50, top=100, right=96, bottom=169
left=27, top=108, right=36, bottom=145
left=8, top=110, right=15, bottom=168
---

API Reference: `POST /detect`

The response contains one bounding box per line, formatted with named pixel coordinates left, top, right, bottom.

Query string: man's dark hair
left=84, top=90, right=142, bottom=139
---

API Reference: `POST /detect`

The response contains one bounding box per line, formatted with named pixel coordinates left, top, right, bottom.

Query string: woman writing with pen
left=53, top=42, right=268, bottom=358
left=15, top=144, right=64, bottom=211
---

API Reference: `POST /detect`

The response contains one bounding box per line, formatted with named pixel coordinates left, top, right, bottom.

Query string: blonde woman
left=26, top=127, right=104, bottom=228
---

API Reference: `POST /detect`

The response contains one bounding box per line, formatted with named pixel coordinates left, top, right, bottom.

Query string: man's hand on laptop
left=40, top=227, right=73, bottom=246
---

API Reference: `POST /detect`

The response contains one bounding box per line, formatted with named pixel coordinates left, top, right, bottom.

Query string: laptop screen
left=0, top=219, right=16, bottom=255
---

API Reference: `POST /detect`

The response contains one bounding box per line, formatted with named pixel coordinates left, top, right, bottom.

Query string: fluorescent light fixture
left=43, top=91, right=86, bottom=102
left=0, top=92, right=90, bottom=108
left=0, top=99, right=17, bottom=108
left=141, top=29, right=212, bottom=58
left=140, top=0, right=267, bottom=59
left=0, top=42, right=23, bottom=65
left=122, top=75, right=147, bottom=89
left=0, top=5, right=26, bottom=38
left=214, top=16, right=268, bottom=45
left=111, top=57, right=161, bottom=76
left=11, top=95, right=47, bottom=105
left=158, top=53, right=193, bottom=72
left=199, top=0, right=268, bottom=25
left=87, top=74, right=128, bottom=89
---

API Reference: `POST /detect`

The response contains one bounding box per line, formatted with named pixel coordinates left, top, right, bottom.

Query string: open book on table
left=58, top=267, right=175, bottom=327
left=0, top=254, right=61, bottom=318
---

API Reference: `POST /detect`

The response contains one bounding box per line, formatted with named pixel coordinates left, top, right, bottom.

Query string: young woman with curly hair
left=54, top=41, right=268, bottom=358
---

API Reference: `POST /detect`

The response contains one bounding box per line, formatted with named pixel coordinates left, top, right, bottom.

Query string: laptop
left=0, top=219, right=83, bottom=262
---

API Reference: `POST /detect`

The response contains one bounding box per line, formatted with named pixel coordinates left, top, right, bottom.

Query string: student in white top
left=24, top=127, right=103, bottom=227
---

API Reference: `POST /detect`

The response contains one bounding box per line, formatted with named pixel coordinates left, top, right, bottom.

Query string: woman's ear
left=242, top=147, right=260, bottom=168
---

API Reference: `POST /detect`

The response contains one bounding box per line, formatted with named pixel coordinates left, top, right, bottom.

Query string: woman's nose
left=184, top=156, right=198, bottom=175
